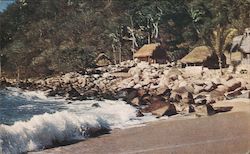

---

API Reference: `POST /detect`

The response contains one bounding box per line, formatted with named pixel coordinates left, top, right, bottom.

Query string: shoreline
left=30, top=99, right=250, bottom=154
left=1, top=61, right=250, bottom=153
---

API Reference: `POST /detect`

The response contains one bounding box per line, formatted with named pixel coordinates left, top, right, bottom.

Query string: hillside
left=0, top=0, right=249, bottom=78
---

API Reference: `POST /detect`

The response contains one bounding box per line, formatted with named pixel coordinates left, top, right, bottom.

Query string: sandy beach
left=30, top=99, right=250, bottom=154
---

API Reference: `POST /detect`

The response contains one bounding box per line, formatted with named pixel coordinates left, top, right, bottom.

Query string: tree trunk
left=112, top=44, right=117, bottom=64
left=119, top=42, right=122, bottom=63
left=215, top=25, right=225, bottom=75
left=17, top=67, right=20, bottom=88
left=148, top=32, right=151, bottom=44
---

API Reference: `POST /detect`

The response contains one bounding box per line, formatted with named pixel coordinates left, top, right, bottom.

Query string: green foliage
left=0, top=0, right=249, bottom=78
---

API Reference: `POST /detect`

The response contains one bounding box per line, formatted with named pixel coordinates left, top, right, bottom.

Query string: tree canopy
left=0, top=0, right=249, bottom=78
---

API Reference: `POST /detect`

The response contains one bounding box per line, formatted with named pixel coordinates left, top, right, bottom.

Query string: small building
left=181, top=46, right=226, bottom=69
left=95, top=53, right=112, bottom=67
left=231, top=28, right=250, bottom=65
left=133, top=43, right=167, bottom=64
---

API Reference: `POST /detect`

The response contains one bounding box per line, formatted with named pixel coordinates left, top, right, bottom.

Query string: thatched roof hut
left=134, top=43, right=160, bottom=58
left=181, top=46, right=213, bottom=64
left=181, top=46, right=226, bottom=68
left=231, top=34, right=250, bottom=54
left=133, top=43, right=167, bottom=64
left=231, top=28, right=250, bottom=64
left=95, top=53, right=112, bottom=67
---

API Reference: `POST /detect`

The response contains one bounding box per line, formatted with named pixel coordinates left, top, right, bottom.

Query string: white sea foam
left=5, top=87, right=65, bottom=102
left=0, top=90, right=156, bottom=154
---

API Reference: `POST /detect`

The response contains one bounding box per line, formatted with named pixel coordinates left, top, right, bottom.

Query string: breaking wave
left=0, top=88, right=156, bottom=154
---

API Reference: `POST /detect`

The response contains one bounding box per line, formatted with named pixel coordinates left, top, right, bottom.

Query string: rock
left=136, top=61, right=150, bottom=70
left=225, top=87, right=244, bottom=99
left=195, top=104, right=216, bottom=116
left=116, top=88, right=138, bottom=102
left=151, top=104, right=177, bottom=117
left=172, top=86, right=188, bottom=94
left=181, top=92, right=194, bottom=104
left=102, top=73, right=112, bottom=78
left=236, top=91, right=250, bottom=99
left=183, top=84, right=195, bottom=93
left=216, top=85, right=228, bottom=93
left=210, top=78, right=221, bottom=85
left=134, top=84, right=142, bottom=89
left=92, top=103, right=101, bottom=108
left=204, top=82, right=217, bottom=92
left=67, top=86, right=81, bottom=98
left=136, top=110, right=144, bottom=117
left=93, top=74, right=100, bottom=78
left=140, top=94, right=151, bottom=105
left=225, top=75, right=233, bottom=81
left=194, top=80, right=206, bottom=86
left=133, top=75, right=140, bottom=84
left=210, top=90, right=225, bottom=101
left=179, top=81, right=188, bottom=88
left=155, top=86, right=170, bottom=96
left=194, top=85, right=204, bottom=94
left=194, top=97, right=207, bottom=105
left=142, top=96, right=166, bottom=112
left=245, top=83, right=250, bottom=90
left=84, top=89, right=98, bottom=98
left=169, top=74, right=178, bottom=81
left=130, top=97, right=140, bottom=106
left=166, top=68, right=182, bottom=77
left=223, top=80, right=241, bottom=92
left=175, top=103, right=195, bottom=114
left=137, top=89, right=147, bottom=97
left=169, top=92, right=182, bottom=102
left=127, top=81, right=135, bottom=88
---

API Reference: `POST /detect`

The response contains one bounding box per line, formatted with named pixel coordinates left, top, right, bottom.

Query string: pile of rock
left=115, top=63, right=250, bottom=117
left=1, top=60, right=249, bottom=118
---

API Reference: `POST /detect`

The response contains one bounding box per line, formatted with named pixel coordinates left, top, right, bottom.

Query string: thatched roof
left=134, top=43, right=160, bottom=58
left=95, top=53, right=111, bottom=61
left=95, top=53, right=112, bottom=67
left=231, top=28, right=250, bottom=54
left=181, top=46, right=213, bottom=64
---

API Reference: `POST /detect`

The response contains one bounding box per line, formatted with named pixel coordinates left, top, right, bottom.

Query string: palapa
left=134, top=43, right=160, bottom=58
left=181, top=46, right=213, bottom=64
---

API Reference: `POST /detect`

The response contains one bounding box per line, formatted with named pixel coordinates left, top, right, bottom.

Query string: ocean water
left=0, top=88, right=156, bottom=154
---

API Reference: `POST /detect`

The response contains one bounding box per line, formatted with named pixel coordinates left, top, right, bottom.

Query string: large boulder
left=151, top=103, right=177, bottom=117
left=169, top=92, right=182, bottom=103
left=166, top=67, right=183, bottom=77
left=210, top=90, right=225, bottom=101
left=155, top=86, right=170, bottom=96
left=130, top=97, right=140, bottom=106
left=216, top=85, right=228, bottom=93
left=204, top=82, right=217, bottom=92
left=175, top=103, right=195, bottom=114
left=223, top=80, right=241, bottom=92
left=67, top=86, right=82, bottom=98
left=116, top=88, right=138, bottom=101
left=142, top=96, right=167, bottom=112
left=236, top=91, right=250, bottom=99
left=194, top=104, right=216, bottom=116
left=225, top=87, right=244, bottom=99
left=193, top=85, right=204, bottom=94
left=181, top=92, right=194, bottom=104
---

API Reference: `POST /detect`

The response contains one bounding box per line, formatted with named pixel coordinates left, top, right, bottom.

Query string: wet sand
left=31, top=99, right=250, bottom=154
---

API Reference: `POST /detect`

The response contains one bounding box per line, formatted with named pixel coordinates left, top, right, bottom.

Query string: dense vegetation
left=0, top=0, right=249, bottom=78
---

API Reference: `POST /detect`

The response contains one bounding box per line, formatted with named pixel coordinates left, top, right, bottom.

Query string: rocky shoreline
left=1, top=60, right=250, bottom=118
